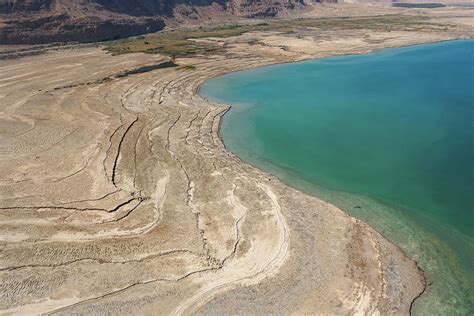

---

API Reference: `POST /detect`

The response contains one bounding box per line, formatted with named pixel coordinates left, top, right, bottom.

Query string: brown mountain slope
left=0, top=0, right=307, bottom=44
left=0, top=0, right=170, bottom=44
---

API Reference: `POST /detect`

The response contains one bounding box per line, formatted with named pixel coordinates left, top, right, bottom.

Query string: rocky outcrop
left=93, top=0, right=175, bottom=17
left=226, top=0, right=306, bottom=18
left=0, top=16, right=165, bottom=44
left=0, top=0, right=170, bottom=44
left=0, top=0, right=54, bottom=13
left=0, top=0, right=307, bottom=45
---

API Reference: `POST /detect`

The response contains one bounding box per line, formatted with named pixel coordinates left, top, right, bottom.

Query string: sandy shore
left=1, top=6, right=473, bottom=315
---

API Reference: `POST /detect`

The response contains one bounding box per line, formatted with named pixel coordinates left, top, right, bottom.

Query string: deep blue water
left=200, top=40, right=474, bottom=314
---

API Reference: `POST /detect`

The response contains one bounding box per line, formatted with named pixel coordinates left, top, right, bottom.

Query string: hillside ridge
left=0, top=0, right=309, bottom=44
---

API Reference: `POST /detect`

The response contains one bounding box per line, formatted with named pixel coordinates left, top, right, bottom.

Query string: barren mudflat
left=1, top=6, right=473, bottom=315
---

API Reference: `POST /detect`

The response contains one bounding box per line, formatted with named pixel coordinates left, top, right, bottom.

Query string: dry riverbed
left=1, top=5, right=473, bottom=315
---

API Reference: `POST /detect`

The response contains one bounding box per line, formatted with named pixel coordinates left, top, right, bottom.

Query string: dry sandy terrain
left=0, top=5, right=473, bottom=315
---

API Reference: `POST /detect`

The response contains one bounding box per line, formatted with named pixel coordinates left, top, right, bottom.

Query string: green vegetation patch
left=104, top=15, right=451, bottom=58
left=393, top=3, right=446, bottom=8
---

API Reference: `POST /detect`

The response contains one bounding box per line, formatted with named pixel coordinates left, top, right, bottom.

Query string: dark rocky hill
left=0, top=0, right=307, bottom=44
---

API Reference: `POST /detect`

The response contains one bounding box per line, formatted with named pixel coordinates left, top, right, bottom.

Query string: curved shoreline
left=201, top=73, right=429, bottom=313
left=194, top=38, right=474, bottom=314
left=2, top=24, right=473, bottom=313
left=193, top=54, right=430, bottom=311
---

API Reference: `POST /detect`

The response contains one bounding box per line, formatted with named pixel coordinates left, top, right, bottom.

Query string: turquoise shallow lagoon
left=200, top=40, right=474, bottom=314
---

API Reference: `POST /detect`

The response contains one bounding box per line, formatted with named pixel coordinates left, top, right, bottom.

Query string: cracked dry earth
left=0, top=48, right=425, bottom=315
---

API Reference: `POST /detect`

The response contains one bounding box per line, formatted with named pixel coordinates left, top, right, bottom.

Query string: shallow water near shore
left=200, top=40, right=474, bottom=314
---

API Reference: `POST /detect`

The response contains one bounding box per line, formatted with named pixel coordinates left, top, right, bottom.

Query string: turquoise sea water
left=200, top=40, right=474, bottom=314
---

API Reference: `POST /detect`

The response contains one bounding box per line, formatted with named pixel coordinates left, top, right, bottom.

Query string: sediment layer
left=1, top=9, right=473, bottom=313
left=0, top=48, right=423, bottom=315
